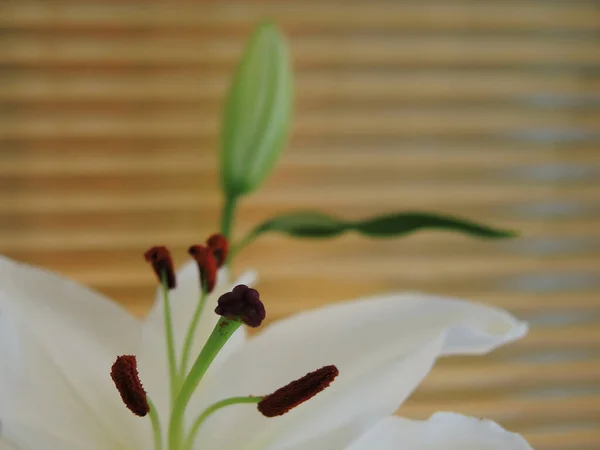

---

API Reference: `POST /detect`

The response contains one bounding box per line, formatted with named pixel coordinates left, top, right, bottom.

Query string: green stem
left=230, top=230, right=258, bottom=259
left=148, top=397, right=164, bottom=450
left=168, top=318, right=242, bottom=450
left=184, top=396, right=262, bottom=450
left=162, top=274, right=178, bottom=406
left=178, top=289, right=207, bottom=387
left=221, top=195, right=238, bottom=241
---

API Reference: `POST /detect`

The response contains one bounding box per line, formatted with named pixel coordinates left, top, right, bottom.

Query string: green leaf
left=354, top=212, right=518, bottom=239
left=220, top=22, right=293, bottom=199
left=235, top=210, right=517, bottom=253
left=254, top=211, right=348, bottom=238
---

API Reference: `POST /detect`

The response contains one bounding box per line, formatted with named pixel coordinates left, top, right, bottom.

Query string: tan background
left=1, top=1, right=599, bottom=448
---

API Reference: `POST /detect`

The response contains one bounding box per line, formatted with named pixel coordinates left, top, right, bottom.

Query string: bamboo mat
left=1, top=1, right=599, bottom=448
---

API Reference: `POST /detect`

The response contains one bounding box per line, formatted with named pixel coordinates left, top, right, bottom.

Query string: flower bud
left=220, top=22, right=293, bottom=198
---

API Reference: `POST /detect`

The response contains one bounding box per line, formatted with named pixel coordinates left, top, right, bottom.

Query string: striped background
left=1, top=1, right=599, bottom=448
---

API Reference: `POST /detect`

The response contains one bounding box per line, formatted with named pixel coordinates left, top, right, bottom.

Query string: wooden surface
left=1, top=1, right=599, bottom=448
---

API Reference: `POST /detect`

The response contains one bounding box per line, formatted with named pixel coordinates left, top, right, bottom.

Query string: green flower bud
left=220, top=22, right=293, bottom=198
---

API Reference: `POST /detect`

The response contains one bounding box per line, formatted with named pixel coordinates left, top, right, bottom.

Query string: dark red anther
left=215, top=284, right=265, bottom=328
left=110, top=355, right=149, bottom=417
left=144, top=246, right=176, bottom=289
left=206, top=233, right=229, bottom=268
left=188, top=245, right=217, bottom=293
left=258, top=365, right=339, bottom=417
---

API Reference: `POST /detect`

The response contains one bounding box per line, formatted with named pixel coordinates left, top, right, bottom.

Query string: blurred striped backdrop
left=1, top=1, right=599, bottom=448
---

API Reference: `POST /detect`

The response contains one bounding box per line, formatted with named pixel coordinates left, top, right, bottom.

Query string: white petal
left=0, top=321, right=110, bottom=447
left=0, top=256, right=139, bottom=353
left=0, top=256, right=142, bottom=446
left=198, top=339, right=443, bottom=450
left=271, top=416, right=380, bottom=450
left=137, top=262, right=257, bottom=415
left=2, top=420, right=85, bottom=450
left=196, top=293, right=527, bottom=450
left=346, top=412, right=534, bottom=450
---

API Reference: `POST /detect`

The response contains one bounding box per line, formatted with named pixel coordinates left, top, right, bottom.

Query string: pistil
left=169, top=284, right=266, bottom=450
left=168, top=316, right=242, bottom=450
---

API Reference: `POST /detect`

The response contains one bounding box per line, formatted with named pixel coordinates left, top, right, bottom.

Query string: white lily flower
left=0, top=252, right=533, bottom=450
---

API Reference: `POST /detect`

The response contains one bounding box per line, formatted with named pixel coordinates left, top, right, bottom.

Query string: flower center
left=110, top=234, right=338, bottom=450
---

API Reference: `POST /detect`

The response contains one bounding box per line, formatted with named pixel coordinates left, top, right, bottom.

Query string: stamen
left=188, top=245, right=217, bottom=293
left=206, top=233, right=229, bottom=268
left=186, top=396, right=262, bottom=450
left=258, top=365, right=339, bottom=417
left=215, top=284, right=266, bottom=327
left=144, top=246, right=176, bottom=289
left=110, top=355, right=150, bottom=417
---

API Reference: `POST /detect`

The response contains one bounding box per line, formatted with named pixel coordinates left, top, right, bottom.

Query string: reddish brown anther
left=110, top=355, right=149, bottom=417
left=206, top=233, right=229, bottom=268
left=215, top=284, right=265, bottom=328
left=188, top=245, right=218, bottom=293
left=258, top=365, right=339, bottom=417
left=144, top=246, right=176, bottom=289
